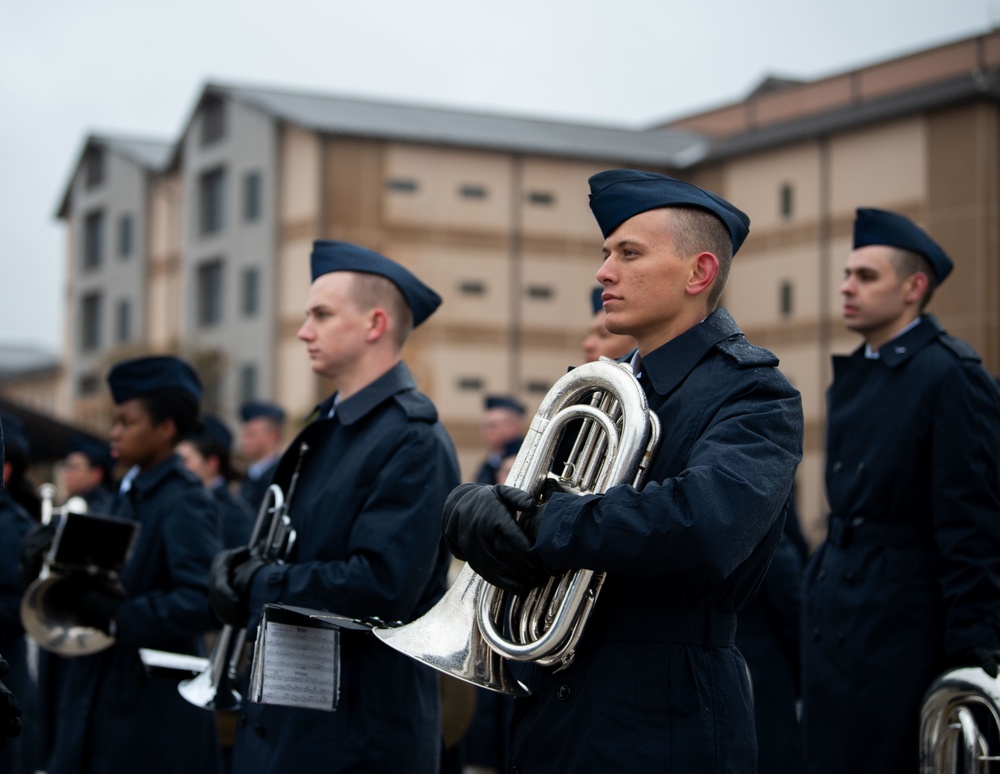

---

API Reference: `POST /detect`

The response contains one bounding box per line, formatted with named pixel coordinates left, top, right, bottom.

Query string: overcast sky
left=1, top=0, right=993, bottom=353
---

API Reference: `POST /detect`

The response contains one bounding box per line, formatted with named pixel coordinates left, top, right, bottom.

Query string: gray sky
left=1, top=0, right=993, bottom=353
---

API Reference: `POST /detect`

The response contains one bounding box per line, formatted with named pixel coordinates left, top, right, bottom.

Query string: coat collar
left=641, top=308, right=742, bottom=395
left=315, top=360, right=416, bottom=427
left=842, top=314, right=943, bottom=369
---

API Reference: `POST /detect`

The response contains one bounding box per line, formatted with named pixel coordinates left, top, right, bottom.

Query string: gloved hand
left=209, top=547, right=266, bottom=629
left=18, top=522, right=57, bottom=588
left=945, top=647, right=1000, bottom=679
left=0, top=656, right=22, bottom=749
left=45, top=584, right=124, bottom=635
left=441, top=484, right=551, bottom=595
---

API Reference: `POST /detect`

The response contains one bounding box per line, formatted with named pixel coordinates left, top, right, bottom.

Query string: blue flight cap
left=588, top=169, right=751, bottom=255
left=107, top=355, right=202, bottom=405
left=71, top=437, right=113, bottom=476
left=484, top=395, right=525, bottom=415
left=853, top=208, right=953, bottom=283
left=310, top=240, right=442, bottom=328
left=200, top=415, right=233, bottom=449
left=239, top=401, right=286, bottom=424
left=591, top=286, right=604, bottom=315
left=0, top=414, right=29, bottom=460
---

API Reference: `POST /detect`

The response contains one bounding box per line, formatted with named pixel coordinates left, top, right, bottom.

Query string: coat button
left=512, top=768, right=520, bottom=774
left=832, top=461, right=843, bottom=473
left=556, top=685, right=571, bottom=701
left=812, top=627, right=821, bottom=642
left=253, top=723, right=266, bottom=738
left=817, top=569, right=827, bottom=582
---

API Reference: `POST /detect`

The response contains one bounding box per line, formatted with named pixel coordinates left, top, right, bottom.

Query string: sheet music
left=250, top=618, right=340, bottom=711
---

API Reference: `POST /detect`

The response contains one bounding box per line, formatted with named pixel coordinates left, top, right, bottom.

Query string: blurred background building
left=4, top=28, right=999, bottom=546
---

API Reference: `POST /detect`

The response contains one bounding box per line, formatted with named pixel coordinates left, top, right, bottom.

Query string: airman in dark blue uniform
left=801, top=208, right=1000, bottom=773
left=237, top=402, right=285, bottom=513
left=46, top=356, right=222, bottom=774
left=443, top=170, right=804, bottom=773
left=209, top=241, right=459, bottom=772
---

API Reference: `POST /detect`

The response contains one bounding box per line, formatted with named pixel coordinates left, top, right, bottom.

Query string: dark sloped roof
left=55, top=133, right=173, bottom=219
left=703, top=71, right=1000, bottom=161
left=207, top=81, right=709, bottom=167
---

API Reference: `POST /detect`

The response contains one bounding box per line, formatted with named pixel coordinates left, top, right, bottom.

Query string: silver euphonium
left=920, top=667, right=1000, bottom=773
left=21, top=484, right=137, bottom=657
left=176, top=442, right=306, bottom=711
left=375, top=359, right=660, bottom=696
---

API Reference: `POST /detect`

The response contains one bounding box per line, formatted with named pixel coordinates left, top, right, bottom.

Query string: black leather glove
left=0, top=656, right=22, bottom=749
left=18, top=522, right=57, bottom=588
left=209, top=547, right=266, bottom=629
left=945, top=647, right=1000, bottom=679
left=45, top=584, right=124, bottom=635
left=441, top=483, right=551, bottom=595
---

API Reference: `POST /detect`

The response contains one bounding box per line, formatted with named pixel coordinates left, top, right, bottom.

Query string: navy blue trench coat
left=802, top=315, right=1000, bottom=773
left=232, top=361, right=459, bottom=773
left=48, top=455, right=222, bottom=774
left=509, top=309, right=804, bottom=774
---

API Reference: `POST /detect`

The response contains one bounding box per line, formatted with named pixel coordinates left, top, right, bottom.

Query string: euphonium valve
left=375, top=359, right=660, bottom=695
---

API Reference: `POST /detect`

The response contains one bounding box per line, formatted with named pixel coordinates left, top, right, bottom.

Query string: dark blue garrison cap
left=239, top=401, right=286, bottom=423
left=310, top=240, right=442, bottom=328
left=199, top=414, right=233, bottom=448
left=853, top=208, right=953, bottom=283
left=107, top=355, right=202, bottom=405
left=590, top=286, right=604, bottom=315
left=484, top=395, right=525, bottom=415
left=588, top=169, right=751, bottom=254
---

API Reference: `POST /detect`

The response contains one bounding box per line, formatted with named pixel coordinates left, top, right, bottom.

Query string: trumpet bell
left=374, top=564, right=531, bottom=697
left=20, top=576, right=115, bottom=657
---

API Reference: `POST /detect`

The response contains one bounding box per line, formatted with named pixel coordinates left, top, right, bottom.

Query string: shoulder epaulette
left=394, top=390, right=439, bottom=422
left=717, top=335, right=779, bottom=368
left=938, top=334, right=982, bottom=363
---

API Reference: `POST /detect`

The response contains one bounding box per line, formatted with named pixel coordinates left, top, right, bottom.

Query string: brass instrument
left=176, top=442, right=307, bottom=711
left=374, top=359, right=659, bottom=696
left=920, top=667, right=1000, bottom=773
left=21, top=484, right=138, bottom=657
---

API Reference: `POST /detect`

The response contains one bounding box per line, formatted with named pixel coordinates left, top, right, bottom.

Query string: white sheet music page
left=258, top=621, right=340, bottom=711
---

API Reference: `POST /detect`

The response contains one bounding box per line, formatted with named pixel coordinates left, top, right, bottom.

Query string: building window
left=197, top=258, right=224, bottom=327
left=82, top=210, right=104, bottom=270
left=457, top=377, right=484, bottom=391
left=199, top=167, right=226, bottom=235
left=115, top=299, right=132, bottom=343
left=243, top=171, right=262, bottom=222
left=242, top=267, right=260, bottom=317
left=118, top=214, right=133, bottom=259
left=527, top=191, right=555, bottom=206
left=779, top=183, right=794, bottom=219
left=458, top=280, right=486, bottom=295
left=78, top=373, right=101, bottom=396
left=526, top=285, right=553, bottom=300
left=459, top=184, right=487, bottom=200
left=81, top=292, right=102, bottom=352
left=525, top=380, right=550, bottom=394
left=386, top=178, right=418, bottom=193
left=240, top=364, right=258, bottom=404
left=84, top=148, right=104, bottom=189
left=780, top=280, right=794, bottom=319
left=201, top=95, right=226, bottom=145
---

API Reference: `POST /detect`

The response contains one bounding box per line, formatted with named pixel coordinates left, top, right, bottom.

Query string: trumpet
left=176, top=442, right=307, bottom=711
left=21, top=484, right=138, bottom=657
left=920, top=666, right=1000, bottom=773
left=374, top=359, right=659, bottom=696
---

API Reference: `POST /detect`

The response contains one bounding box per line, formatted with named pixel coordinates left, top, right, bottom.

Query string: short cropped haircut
left=350, top=273, right=414, bottom=348
left=138, top=389, right=200, bottom=441
left=665, top=207, right=734, bottom=310
left=890, top=247, right=938, bottom=311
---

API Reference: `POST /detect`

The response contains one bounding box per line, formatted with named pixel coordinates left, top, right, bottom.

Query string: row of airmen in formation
left=1, top=168, right=999, bottom=774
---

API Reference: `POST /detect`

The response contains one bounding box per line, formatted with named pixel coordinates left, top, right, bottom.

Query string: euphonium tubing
left=920, top=666, right=1000, bottom=773
left=375, top=359, right=659, bottom=695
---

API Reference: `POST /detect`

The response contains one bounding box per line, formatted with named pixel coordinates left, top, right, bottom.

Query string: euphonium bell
left=920, top=666, right=1000, bottom=773
left=375, top=359, right=660, bottom=696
